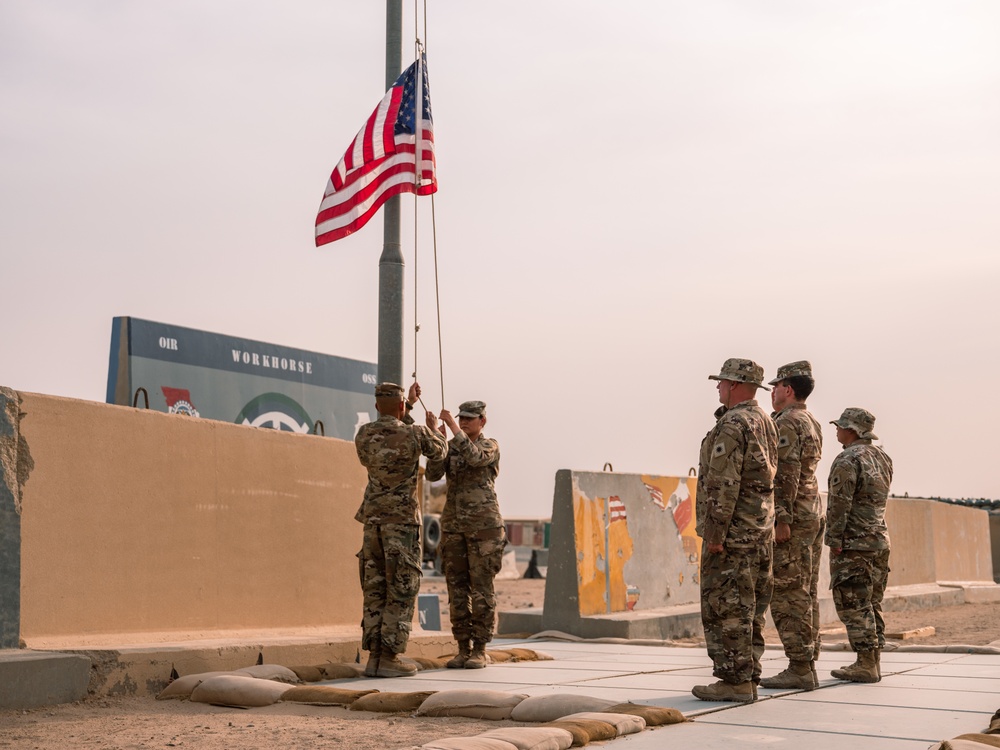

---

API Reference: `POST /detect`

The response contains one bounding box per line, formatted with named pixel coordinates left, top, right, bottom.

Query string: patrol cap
left=457, top=400, right=486, bottom=418
left=830, top=407, right=878, bottom=440
left=768, top=360, right=813, bottom=386
left=374, top=382, right=405, bottom=398
left=708, top=358, right=770, bottom=391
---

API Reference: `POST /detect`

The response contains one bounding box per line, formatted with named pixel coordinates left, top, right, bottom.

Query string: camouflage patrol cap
left=457, top=400, right=486, bottom=418
left=374, top=382, right=405, bottom=398
left=708, top=358, right=770, bottom=391
left=768, top=360, right=813, bottom=386
left=830, top=407, right=878, bottom=440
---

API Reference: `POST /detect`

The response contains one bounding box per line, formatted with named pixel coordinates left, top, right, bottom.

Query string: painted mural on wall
left=572, top=472, right=700, bottom=616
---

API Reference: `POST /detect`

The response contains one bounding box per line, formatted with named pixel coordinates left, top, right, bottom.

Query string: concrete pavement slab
left=787, top=686, right=1000, bottom=713
left=319, top=638, right=998, bottom=749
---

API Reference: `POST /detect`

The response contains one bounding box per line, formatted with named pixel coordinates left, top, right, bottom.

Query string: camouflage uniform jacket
left=425, top=432, right=501, bottom=533
left=702, top=400, right=778, bottom=549
left=772, top=403, right=823, bottom=525
left=696, top=406, right=727, bottom=538
left=355, top=413, right=448, bottom=526
left=825, top=440, right=893, bottom=551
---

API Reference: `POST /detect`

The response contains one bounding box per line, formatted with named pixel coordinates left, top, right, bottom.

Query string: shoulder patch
left=777, top=435, right=790, bottom=449
left=712, top=441, right=726, bottom=457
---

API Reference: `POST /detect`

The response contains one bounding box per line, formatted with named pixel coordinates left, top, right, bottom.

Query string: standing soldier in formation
left=355, top=382, right=448, bottom=678
left=825, top=407, right=893, bottom=683
left=760, top=361, right=824, bottom=691
left=693, top=358, right=778, bottom=702
left=426, top=400, right=504, bottom=670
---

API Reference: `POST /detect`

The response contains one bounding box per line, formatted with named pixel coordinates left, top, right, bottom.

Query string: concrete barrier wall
left=885, top=498, right=994, bottom=585
left=540, top=470, right=994, bottom=635
left=10, top=391, right=367, bottom=647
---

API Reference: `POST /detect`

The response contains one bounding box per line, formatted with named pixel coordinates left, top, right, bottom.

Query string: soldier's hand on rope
left=408, top=382, right=421, bottom=406
left=439, top=409, right=459, bottom=435
left=425, top=410, right=438, bottom=431
left=775, top=521, right=791, bottom=544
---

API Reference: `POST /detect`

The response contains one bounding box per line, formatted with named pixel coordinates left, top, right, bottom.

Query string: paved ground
left=349, top=637, right=1000, bottom=748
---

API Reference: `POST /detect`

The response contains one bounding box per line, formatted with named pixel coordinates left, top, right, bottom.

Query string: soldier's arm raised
left=451, top=431, right=499, bottom=467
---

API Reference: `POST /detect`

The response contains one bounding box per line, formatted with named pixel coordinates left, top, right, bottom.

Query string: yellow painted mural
left=642, top=474, right=702, bottom=586
left=573, top=493, right=634, bottom=615
left=573, top=475, right=701, bottom=616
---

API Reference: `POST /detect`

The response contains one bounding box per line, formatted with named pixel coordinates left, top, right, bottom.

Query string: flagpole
left=378, top=0, right=404, bottom=386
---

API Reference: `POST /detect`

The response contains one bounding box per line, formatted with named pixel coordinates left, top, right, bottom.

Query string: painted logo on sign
left=235, top=393, right=314, bottom=433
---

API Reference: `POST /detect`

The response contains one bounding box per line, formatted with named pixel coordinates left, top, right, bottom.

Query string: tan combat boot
left=692, top=680, right=754, bottom=702
left=759, top=660, right=818, bottom=690
left=446, top=641, right=472, bottom=669
left=376, top=652, right=418, bottom=678
left=464, top=642, right=489, bottom=669
left=834, top=650, right=879, bottom=683
left=363, top=643, right=381, bottom=678
left=831, top=653, right=861, bottom=680
left=875, top=648, right=882, bottom=678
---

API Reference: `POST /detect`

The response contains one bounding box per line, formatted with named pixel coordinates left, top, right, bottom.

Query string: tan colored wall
left=17, top=392, right=367, bottom=646
left=885, top=498, right=994, bottom=585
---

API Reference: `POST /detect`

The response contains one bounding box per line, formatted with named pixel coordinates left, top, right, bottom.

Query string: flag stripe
left=316, top=139, right=435, bottom=222
left=316, top=55, right=436, bottom=246
left=322, top=129, right=434, bottom=198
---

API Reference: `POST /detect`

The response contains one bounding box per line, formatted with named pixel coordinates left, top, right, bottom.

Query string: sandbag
left=475, top=727, right=574, bottom=750
left=557, top=712, right=645, bottom=736
left=604, top=703, right=686, bottom=726
left=288, top=663, right=362, bottom=682
left=233, top=664, right=300, bottom=683
left=156, top=671, right=243, bottom=700
left=543, top=719, right=618, bottom=746
left=486, top=650, right=514, bottom=663
left=941, top=741, right=1000, bottom=750
left=410, top=656, right=450, bottom=671
left=189, top=674, right=295, bottom=707
left=280, top=685, right=379, bottom=705
left=509, top=694, right=616, bottom=723
left=947, top=736, right=1000, bottom=748
left=506, top=648, right=553, bottom=662
left=349, top=691, right=437, bottom=713
left=416, top=689, right=528, bottom=720
left=421, top=738, right=519, bottom=750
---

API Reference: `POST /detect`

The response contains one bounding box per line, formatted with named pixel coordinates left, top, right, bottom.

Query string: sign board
left=106, top=317, right=377, bottom=441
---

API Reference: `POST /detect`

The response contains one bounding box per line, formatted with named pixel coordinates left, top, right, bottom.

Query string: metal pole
left=378, top=0, right=404, bottom=385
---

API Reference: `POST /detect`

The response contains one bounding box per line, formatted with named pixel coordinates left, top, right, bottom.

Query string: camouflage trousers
left=769, top=518, right=824, bottom=662
left=358, top=523, right=422, bottom=655
left=700, top=543, right=773, bottom=685
left=830, top=548, right=890, bottom=653
left=440, top=526, right=507, bottom=646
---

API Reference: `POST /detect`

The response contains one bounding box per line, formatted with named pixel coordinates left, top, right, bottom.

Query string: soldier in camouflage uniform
left=693, top=358, right=778, bottom=703
left=425, top=400, right=503, bottom=670
left=760, top=361, right=824, bottom=691
left=355, top=382, right=448, bottom=678
left=825, top=407, right=893, bottom=683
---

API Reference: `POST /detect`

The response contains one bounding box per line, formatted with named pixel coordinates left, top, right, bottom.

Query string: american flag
left=608, top=496, right=627, bottom=524
left=315, top=54, right=436, bottom=246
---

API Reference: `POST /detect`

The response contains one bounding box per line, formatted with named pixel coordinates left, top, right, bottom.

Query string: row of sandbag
left=159, top=647, right=553, bottom=692
left=403, top=701, right=686, bottom=749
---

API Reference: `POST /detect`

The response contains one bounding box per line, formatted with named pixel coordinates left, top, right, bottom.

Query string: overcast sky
left=2, top=1, right=998, bottom=517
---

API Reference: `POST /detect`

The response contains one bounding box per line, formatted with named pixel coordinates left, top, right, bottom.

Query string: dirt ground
left=2, top=577, right=999, bottom=750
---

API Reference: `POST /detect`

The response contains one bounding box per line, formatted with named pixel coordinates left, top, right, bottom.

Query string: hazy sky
left=2, top=2, right=998, bottom=518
